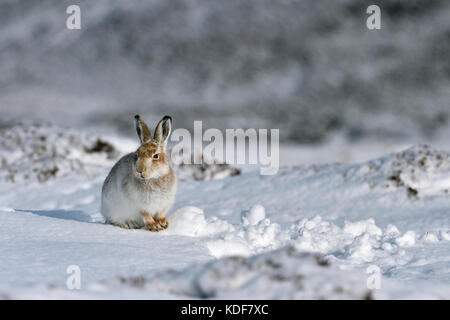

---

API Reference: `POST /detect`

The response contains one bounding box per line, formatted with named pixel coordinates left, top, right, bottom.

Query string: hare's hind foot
left=119, top=220, right=143, bottom=229
left=106, top=220, right=142, bottom=229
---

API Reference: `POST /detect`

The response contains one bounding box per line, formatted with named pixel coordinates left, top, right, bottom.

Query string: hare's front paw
left=140, top=211, right=166, bottom=232
left=144, top=219, right=165, bottom=232
left=155, top=215, right=169, bottom=230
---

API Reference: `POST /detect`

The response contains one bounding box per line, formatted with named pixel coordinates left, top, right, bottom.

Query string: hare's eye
left=153, top=153, right=159, bottom=160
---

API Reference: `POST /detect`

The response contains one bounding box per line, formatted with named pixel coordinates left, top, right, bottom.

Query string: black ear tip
left=134, top=114, right=140, bottom=120
left=163, top=115, right=172, bottom=122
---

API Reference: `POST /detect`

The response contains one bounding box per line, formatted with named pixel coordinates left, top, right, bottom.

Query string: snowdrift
left=1, top=0, right=450, bottom=142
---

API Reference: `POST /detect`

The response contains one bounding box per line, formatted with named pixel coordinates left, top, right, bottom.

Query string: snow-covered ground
left=0, top=124, right=450, bottom=299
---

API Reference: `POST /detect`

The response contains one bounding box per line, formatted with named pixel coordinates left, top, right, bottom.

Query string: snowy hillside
left=1, top=0, right=449, bottom=143
left=0, top=125, right=449, bottom=299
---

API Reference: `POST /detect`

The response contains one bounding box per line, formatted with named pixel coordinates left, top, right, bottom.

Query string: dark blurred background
left=0, top=0, right=449, bottom=145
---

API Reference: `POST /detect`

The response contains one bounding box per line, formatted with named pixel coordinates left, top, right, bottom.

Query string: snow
left=0, top=125, right=450, bottom=299
left=1, top=0, right=450, bottom=300
left=396, top=231, right=417, bottom=248
left=242, top=204, right=266, bottom=226
left=1, top=0, right=450, bottom=145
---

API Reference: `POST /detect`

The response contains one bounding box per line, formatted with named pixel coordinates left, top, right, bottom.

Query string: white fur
left=101, top=152, right=177, bottom=227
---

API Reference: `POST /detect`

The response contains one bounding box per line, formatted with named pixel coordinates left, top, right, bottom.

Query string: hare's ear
left=135, top=115, right=151, bottom=144
left=154, top=115, right=172, bottom=147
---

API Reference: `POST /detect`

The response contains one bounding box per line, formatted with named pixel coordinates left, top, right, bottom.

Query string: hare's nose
left=136, top=167, right=144, bottom=174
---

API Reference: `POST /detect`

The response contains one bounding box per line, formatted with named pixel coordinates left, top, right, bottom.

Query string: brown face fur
left=135, top=141, right=169, bottom=179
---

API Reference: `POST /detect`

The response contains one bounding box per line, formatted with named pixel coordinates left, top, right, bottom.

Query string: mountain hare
left=101, top=115, right=177, bottom=231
